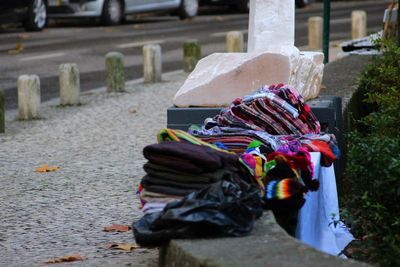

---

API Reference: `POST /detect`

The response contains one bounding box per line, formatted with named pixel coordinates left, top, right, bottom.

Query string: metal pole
left=323, top=0, right=331, bottom=64
left=397, top=4, right=400, bottom=46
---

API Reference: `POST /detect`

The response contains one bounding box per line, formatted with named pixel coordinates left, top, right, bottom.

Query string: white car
left=47, top=0, right=198, bottom=25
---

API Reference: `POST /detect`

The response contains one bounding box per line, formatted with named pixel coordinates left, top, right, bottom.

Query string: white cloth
left=296, top=152, right=354, bottom=257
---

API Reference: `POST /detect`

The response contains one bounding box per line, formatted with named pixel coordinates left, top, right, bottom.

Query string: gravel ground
left=0, top=71, right=188, bottom=267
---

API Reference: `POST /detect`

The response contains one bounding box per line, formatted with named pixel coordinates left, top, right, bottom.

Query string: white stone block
left=18, top=75, right=40, bottom=120
left=289, top=51, right=324, bottom=101
left=173, top=51, right=293, bottom=107
left=59, top=63, right=80, bottom=105
left=248, top=0, right=295, bottom=53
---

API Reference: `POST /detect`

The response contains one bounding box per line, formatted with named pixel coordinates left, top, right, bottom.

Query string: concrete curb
left=160, top=211, right=370, bottom=267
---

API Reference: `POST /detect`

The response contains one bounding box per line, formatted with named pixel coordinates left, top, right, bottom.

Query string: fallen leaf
left=46, top=254, right=85, bottom=264
left=8, top=43, right=24, bottom=55
left=107, top=243, right=138, bottom=252
left=36, top=164, right=61, bottom=173
left=103, top=224, right=131, bottom=232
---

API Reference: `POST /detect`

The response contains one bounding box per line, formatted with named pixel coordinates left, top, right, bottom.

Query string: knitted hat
left=264, top=179, right=307, bottom=211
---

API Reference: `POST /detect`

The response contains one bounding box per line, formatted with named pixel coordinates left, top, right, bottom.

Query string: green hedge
left=343, top=39, right=400, bottom=266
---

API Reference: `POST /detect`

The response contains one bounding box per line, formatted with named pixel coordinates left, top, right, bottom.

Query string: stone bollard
left=308, top=17, right=323, bottom=50
left=143, top=44, right=162, bottom=83
left=0, top=90, right=4, bottom=133
left=183, top=40, right=201, bottom=73
left=351, top=10, right=367, bottom=39
left=59, top=63, right=80, bottom=105
left=226, top=31, right=244, bottom=52
left=105, top=52, right=125, bottom=92
left=18, top=75, right=40, bottom=120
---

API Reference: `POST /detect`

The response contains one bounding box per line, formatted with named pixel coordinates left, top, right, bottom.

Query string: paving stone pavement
left=0, top=71, right=188, bottom=267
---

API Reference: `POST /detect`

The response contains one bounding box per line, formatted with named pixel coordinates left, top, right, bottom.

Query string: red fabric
left=267, top=152, right=310, bottom=171
left=310, top=140, right=337, bottom=163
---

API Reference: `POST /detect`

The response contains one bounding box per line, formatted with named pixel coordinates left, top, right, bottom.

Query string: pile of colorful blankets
left=133, top=84, right=340, bottom=244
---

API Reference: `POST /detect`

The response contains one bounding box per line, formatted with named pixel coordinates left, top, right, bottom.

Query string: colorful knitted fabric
left=264, top=178, right=307, bottom=211
left=238, top=146, right=268, bottom=196
left=157, top=128, right=234, bottom=154
left=265, top=179, right=306, bottom=200
left=209, top=84, right=320, bottom=136
left=267, top=149, right=319, bottom=192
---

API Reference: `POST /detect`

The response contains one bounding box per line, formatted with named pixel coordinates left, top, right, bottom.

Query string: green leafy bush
left=343, top=39, right=400, bottom=266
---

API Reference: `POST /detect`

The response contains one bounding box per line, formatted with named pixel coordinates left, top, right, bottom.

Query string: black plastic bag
left=133, top=179, right=263, bottom=247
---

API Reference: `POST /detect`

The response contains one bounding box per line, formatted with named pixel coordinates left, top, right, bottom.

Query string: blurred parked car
left=0, top=0, right=48, bottom=31
left=47, top=0, right=199, bottom=25
left=200, top=0, right=311, bottom=13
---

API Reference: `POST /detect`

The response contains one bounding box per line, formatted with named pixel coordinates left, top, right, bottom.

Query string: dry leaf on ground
left=106, top=243, right=138, bottom=252
left=103, top=224, right=131, bottom=232
left=36, top=164, right=61, bottom=173
left=8, top=43, right=24, bottom=55
left=46, top=254, right=85, bottom=264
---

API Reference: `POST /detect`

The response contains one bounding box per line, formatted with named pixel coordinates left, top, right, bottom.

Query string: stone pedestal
left=143, top=44, right=162, bottom=83
left=59, top=63, right=80, bottom=105
left=351, top=10, right=367, bottom=39
left=18, top=75, right=40, bottom=120
left=226, top=31, right=244, bottom=52
left=308, top=17, right=323, bottom=50
left=183, top=40, right=201, bottom=73
left=106, top=52, right=125, bottom=92
left=173, top=0, right=325, bottom=107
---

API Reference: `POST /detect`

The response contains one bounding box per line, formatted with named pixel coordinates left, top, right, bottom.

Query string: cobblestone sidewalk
left=0, top=71, right=188, bottom=267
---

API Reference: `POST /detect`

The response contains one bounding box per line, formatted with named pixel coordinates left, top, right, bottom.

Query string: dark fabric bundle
left=143, top=141, right=238, bottom=174
left=133, top=179, right=263, bottom=247
left=143, top=162, right=231, bottom=184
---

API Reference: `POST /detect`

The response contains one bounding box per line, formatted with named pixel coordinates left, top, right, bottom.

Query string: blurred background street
left=0, top=0, right=388, bottom=110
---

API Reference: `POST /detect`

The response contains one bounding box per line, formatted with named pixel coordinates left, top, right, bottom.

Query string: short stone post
left=143, top=44, right=162, bottom=83
left=226, top=31, right=244, bottom=52
left=105, top=52, right=125, bottom=92
left=17, top=75, right=40, bottom=120
left=308, top=16, right=323, bottom=50
left=183, top=40, right=201, bottom=73
left=351, top=10, right=367, bottom=39
left=0, top=90, right=5, bottom=133
left=59, top=63, right=80, bottom=105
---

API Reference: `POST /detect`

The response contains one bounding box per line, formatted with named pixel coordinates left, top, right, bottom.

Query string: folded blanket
left=144, top=162, right=232, bottom=184
left=141, top=174, right=210, bottom=190
left=143, top=142, right=238, bottom=173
